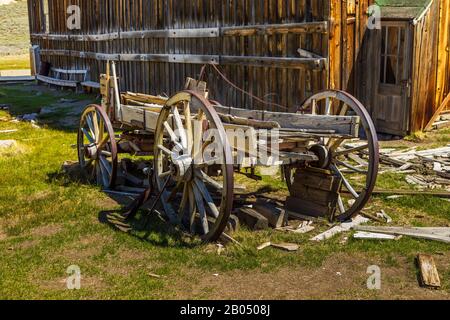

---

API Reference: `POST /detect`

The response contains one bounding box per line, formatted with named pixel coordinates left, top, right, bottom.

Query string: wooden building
left=26, top=0, right=449, bottom=135
left=358, top=0, right=450, bottom=135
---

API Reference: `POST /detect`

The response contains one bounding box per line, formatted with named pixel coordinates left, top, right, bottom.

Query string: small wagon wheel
left=153, top=90, right=234, bottom=242
left=284, top=90, right=379, bottom=222
left=77, top=104, right=118, bottom=189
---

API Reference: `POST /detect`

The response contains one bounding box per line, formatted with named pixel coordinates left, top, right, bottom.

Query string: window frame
left=379, top=23, right=406, bottom=88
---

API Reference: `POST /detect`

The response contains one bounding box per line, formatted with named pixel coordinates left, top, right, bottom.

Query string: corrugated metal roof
left=375, top=0, right=434, bottom=20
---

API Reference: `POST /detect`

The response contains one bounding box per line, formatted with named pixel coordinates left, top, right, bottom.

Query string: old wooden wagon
left=77, top=61, right=379, bottom=241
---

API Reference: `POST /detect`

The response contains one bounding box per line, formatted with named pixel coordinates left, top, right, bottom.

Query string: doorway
left=373, top=22, right=412, bottom=135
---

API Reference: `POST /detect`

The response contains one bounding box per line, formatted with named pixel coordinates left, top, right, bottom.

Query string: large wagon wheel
left=78, top=104, right=118, bottom=189
left=284, top=90, right=379, bottom=222
left=153, top=90, right=234, bottom=242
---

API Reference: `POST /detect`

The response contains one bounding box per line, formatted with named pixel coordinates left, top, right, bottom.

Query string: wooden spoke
left=91, top=112, right=100, bottom=142
left=85, top=114, right=96, bottom=138
left=184, top=101, right=193, bottom=154
left=101, top=150, right=112, bottom=157
left=194, top=178, right=219, bottom=218
left=192, top=119, right=204, bottom=163
left=159, top=170, right=172, bottom=179
left=188, top=184, right=196, bottom=233
left=178, top=183, right=189, bottom=221
left=158, top=144, right=174, bottom=156
left=337, top=196, right=346, bottom=214
left=172, top=106, right=188, bottom=150
left=196, top=169, right=223, bottom=192
left=99, top=156, right=112, bottom=176
left=164, top=121, right=181, bottom=146
left=325, top=97, right=332, bottom=115
left=99, top=162, right=109, bottom=187
left=335, top=159, right=368, bottom=174
left=81, top=128, right=95, bottom=144
left=192, top=182, right=209, bottom=235
left=167, top=181, right=183, bottom=202
left=311, top=99, right=318, bottom=115
left=339, top=104, right=349, bottom=116
left=334, top=144, right=369, bottom=157
left=332, top=165, right=359, bottom=199
left=97, top=132, right=110, bottom=149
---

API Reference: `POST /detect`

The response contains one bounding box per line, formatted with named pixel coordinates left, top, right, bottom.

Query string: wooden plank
left=354, top=226, right=450, bottom=244
left=292, top=168, right=342, bottom=192
left=253, top=199, right=287, bottom=228
left=424, top=93, right=450, bottom=131
left=286, top=196, right=331, bottom=218
left=36, top=75, right=78, bottom=87
left=417, top=254, right=441, bottom=289
left=237, top=207, right=270, bottom=230
left=220, top=55, right=326, bottom=70
left=30, top=21, right=328, bottom=41
left=213, top=105, right=359, bottom=136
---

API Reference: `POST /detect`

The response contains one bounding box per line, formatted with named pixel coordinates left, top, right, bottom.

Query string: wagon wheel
left=153, top=90, right=234, bottom=242
left=78, top=104, right=118, bottom=189
left=284, top=90, right=379, bottom=222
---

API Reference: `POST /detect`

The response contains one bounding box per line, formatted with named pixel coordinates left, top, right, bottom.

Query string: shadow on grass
left=0, top=83, right=99, bottom=133
left=98, top=208, right=198, bottom=249
left=47, top=162, right=198, bottom=249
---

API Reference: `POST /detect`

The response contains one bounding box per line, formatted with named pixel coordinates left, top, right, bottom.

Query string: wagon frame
left=78, top=61, right=379, bottom=241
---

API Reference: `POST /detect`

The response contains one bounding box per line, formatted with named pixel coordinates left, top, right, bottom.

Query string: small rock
left=59, top=98, right=77, bottom=103
left=0, top=140, right=16, bottom=149
left=21, top=113, right=39, bottom=122
left=217, top=244, right=225, bottom=256
left=0, top=104, right=11, bottom=110
left=386, top=195, right=405, bottom=200
left=39, top=107, right=54, bottom=115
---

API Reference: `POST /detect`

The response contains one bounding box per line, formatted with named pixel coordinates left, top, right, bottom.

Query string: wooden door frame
left=374, top=20, right=413, bottom=135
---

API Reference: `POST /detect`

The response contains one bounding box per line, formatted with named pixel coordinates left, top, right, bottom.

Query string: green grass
left=0, top=85, right=449, bottom=299
left=0, top=54, right=30, bottom=70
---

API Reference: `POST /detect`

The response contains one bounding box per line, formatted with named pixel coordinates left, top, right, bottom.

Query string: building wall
left=411, top=0, right=450, bottom=131
left=329, top=0, right=375, bottom=93
left=28, top=0, right=334, bottom=113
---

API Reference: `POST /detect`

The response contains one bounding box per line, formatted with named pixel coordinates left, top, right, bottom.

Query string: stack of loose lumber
left=286, top=168, right=342, bottom=219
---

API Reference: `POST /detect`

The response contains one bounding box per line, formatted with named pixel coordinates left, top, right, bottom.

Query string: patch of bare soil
left=0, top=228, right=7, bottom=241
left=172, top=253, right=450, bottom=300
left=102, top=248, right=160, bottom=277
left=50, top=234, right=114, bottom=263
left=28, top=223, right=63, bottom=238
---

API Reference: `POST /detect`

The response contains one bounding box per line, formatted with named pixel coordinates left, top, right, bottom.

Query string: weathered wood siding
left=411, top=0, right=450, bottom=131
left=329, top=0, right=374, bottom=92
left=27, top=0, right=336, bottom=113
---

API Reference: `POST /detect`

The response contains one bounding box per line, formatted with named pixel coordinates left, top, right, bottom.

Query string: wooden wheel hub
left=84, top=144, right=99, bottom=159
left=309, top=144, right=331, bottom=169
left=171, top=154, right=193, bottom=181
